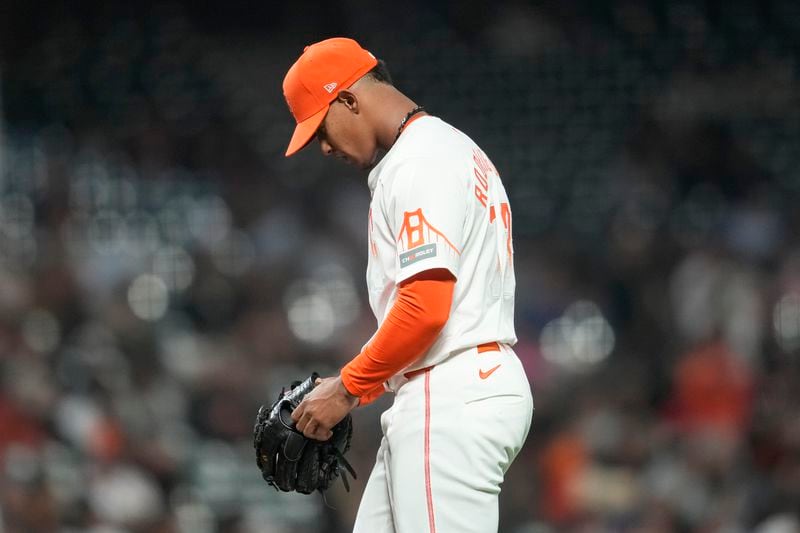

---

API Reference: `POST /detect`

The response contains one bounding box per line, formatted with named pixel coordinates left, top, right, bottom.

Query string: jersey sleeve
left=386, top=157, right=468, bottom=285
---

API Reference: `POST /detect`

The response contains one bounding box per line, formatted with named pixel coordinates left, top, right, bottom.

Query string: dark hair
left=365, top=59, right=393, bottom=85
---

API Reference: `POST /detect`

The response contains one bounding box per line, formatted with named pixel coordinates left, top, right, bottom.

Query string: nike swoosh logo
left=479, top=364, right=502, bottom=380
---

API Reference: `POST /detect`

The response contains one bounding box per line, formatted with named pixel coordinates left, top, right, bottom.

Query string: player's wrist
left=337, top=373, right=361, bottom=407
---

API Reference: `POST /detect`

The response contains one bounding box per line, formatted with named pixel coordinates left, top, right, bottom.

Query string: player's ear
left=337, top=91, right=359, bottom=114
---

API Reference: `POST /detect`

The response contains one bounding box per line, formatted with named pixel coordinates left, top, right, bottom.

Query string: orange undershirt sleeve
left=341, top=269, right=456, bottom=406
left=356, top=384, right=389, bottom=407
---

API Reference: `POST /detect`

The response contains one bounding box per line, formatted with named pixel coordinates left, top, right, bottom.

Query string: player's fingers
left=299, top=411, right=330, bottom=440
left=303, top=420, right=321, bottom=439
left=307, top=425, right=332, bottom=441
left=311, top=418, right=333, bottom=440
left=295, top=410, right=312, bottom=432
left=291, top=402, right=305, bottom=423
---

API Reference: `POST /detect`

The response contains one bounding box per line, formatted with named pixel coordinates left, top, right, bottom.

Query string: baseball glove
left=253, top=372, right=356, bottom=494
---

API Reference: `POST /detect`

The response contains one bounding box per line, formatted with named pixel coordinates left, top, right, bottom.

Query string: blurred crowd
left=1, top=1, right=799, bottom=532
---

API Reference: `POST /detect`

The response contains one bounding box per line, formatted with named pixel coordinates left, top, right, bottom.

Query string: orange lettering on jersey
left=490, top=202, right=514, bottom=260
left=472, top=149, right=496, bottom=209
left=473, top=149, right=496, bottom=178
left=501, top=202, right=513, bottom=257
left=474, top=185, right=488, bottom=207
left=474, top=167, right=489, bottom=190
left=368, top=208, right=378, bottom=257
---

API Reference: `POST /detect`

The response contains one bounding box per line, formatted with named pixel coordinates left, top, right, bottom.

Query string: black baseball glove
left=253, top=372, right=356, bottom=494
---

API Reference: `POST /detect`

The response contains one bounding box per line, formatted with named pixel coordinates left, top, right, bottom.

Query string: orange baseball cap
left=283, top=38, right=378, bottom=157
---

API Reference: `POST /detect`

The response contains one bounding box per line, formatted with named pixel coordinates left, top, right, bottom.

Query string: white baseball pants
left=352, top=344, right=534, bottom=533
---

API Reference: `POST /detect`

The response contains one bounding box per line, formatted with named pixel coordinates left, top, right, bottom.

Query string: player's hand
left=292, top=376, right=359, bottom=441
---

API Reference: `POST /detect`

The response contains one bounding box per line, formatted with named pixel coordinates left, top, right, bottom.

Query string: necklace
left=394, top=106, right=426, bottom=143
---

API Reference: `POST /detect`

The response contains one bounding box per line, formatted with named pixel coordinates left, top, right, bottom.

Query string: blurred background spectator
left=1, top=1, right=799, bottom=531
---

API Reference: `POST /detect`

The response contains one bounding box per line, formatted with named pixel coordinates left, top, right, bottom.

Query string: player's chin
left=339, top=150, right=375, bottom=170
left=346, top=156, right=371, bottom=170
left=336, top=153, right=361, bottom=168
left=360, top=152, right=379, bottom=171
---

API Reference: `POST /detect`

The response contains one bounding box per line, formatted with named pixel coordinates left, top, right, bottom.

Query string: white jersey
left=365, top=115, right=516, bottom=383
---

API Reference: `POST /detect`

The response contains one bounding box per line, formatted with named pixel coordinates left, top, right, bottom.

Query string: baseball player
left=282, top=37, right=533, bottom=532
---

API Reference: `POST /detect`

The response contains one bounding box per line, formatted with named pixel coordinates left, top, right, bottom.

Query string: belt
left=403, top=342, right=501, bottom=379
left=477, top=341, right=501, bottom=354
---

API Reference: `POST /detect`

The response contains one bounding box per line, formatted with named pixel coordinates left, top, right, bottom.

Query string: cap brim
left=285, top=106, right=328, bottom=157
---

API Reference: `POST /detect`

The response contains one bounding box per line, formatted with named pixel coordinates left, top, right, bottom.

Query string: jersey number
left=489, top=202, right=513, bottom=258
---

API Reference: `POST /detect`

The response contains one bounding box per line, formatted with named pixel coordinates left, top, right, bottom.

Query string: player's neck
left=374, top=89, right=425, bottom=151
